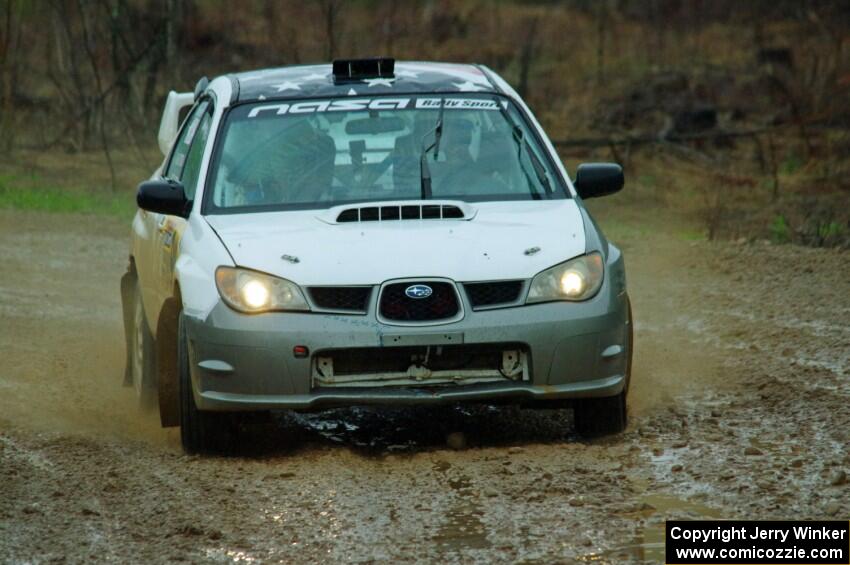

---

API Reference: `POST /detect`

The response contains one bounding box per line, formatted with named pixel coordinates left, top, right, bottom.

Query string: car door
left=153, top=98, right=214, bottom=311
left=135, top=102, right=198, bottom=332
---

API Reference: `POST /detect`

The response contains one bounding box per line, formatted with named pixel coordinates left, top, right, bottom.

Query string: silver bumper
left=198, top=377, right=625, bottom=410
left=184, top=280, right=630, bottom=412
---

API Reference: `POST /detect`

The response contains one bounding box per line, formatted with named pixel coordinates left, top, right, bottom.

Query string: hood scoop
left=318, top=201, right=476, bottom=225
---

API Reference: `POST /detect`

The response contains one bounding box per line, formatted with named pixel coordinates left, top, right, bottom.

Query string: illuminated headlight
left=526, top=252, right=604, bottom=303
left=215, top=267, right=310, bottom=313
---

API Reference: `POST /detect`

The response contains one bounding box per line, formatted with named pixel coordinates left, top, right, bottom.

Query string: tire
left=574, top=296, right=633, bottom=438
left=574, top=391, right=627, bottom=437
left=129, top=278, right=158, bottom=410
left=177, top=312, right=234, bottom=454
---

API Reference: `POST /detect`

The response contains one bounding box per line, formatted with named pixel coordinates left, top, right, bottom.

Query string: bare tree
left=516, top=17, right=538, bottom=100
left=595, top=0, right=608, bottom=86
left=48, top=0, right=94, bottom=151
left=381, top=0, right=399, bottom=55
left=321, top=0, right=342, bottom=61
left=165, top=0, right=184, bottom=86
left=0, top=0, right=23, bottom=152
left=77, top=0, right=116, bottom=190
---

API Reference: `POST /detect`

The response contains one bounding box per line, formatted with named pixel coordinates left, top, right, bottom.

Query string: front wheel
left=178, top=313, right=234, bottom=454
left=573, top=391, right=627, bottom=437
left=574, top=296, right=633, bottom=437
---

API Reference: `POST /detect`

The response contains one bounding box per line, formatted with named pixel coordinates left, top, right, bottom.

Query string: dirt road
left=1, top=203, right=848, bottom=564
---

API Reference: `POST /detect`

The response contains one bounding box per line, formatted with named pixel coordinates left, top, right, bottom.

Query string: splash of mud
left=0, top=211, right=173, bottom=447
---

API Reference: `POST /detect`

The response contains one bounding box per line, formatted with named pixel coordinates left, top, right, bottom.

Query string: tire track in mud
left=1, top=207, right=848, bottom=563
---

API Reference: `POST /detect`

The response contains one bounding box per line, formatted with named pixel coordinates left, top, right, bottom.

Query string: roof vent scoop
left=332, top=57, right=395, bottom=82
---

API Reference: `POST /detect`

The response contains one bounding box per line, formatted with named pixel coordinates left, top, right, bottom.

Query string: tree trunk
left=0, top=0, right=20, bottom=152
left=595, top=1, right=607, bottom=86
left=516, top=17, right=537, bottom=100
left=324, top=0, right=339, bottom=61
left=77, top=0, right=116, bottom=190
left=165, top=0, right=183, bottom=87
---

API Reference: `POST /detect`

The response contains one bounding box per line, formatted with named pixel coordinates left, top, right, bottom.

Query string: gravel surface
left=0, top=206, right=847, bottom=564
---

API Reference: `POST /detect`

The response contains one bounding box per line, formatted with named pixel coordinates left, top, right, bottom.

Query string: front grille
left=464, top=280, right=524, bottom=308
left=379, top=281, right=460, bottom=322
left=308, top=286, right=372, bottom=312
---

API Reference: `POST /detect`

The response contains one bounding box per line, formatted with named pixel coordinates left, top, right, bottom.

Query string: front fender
left=174, top=214, right=234, bottom=321
left=157, top=214, right=232, bottom=427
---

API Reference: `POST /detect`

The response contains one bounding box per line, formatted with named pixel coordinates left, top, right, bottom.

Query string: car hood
left=205, top=200, right=587, bottom=286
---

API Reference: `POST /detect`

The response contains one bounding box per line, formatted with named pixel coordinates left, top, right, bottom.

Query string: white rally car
left=121, top=58, right=632, bottom=453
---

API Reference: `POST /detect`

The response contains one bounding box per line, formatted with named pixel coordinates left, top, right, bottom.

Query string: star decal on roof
left=362, top=77, right=395, bottom=88
left=453, top=80, right=489, bottom=92
left=270, top=81, right=302, bottom=92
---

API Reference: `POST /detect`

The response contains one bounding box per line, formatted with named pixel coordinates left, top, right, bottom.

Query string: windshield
left=205, top=94, right=566, bottom=213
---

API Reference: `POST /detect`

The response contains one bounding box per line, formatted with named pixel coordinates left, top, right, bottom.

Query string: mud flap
left=156, top=297, right=181, bottom=427
left=120, top=269, right=135, bottom=387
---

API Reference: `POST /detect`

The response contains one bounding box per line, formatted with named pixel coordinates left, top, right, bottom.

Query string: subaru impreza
left=121, top=58, right=632, bottom=453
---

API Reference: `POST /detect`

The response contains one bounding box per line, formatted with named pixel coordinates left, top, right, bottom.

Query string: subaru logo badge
left=405, top=284, right=433, bottom=299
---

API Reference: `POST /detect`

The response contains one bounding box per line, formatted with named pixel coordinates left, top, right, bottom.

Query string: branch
left=32, top=27, right=164, bottom=151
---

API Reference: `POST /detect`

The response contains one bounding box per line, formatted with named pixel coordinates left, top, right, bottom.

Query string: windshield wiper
left=493, top=97, right=552, bottom=198
left=518, top=128, right=551, bottom=193
left=419, top=98, right=446, bottom=200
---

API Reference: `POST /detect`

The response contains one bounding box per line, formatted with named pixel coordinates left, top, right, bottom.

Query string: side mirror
left=574, top=163, right=624, bottom=199
left=137, top=178, right=190, bottom=218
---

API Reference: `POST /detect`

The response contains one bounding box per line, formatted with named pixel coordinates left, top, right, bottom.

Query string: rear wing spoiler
left=157, top=91, right=194, bottom=156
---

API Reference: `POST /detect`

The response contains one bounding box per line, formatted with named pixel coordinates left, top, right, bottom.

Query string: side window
left=164, top=100, right=210, bottom=181
left=180, top=109, right=213, bottom=200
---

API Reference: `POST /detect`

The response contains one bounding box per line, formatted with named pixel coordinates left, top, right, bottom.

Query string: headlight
left=215, top=267, right=310, bottom=313
left=526, top=252, right=604, bottom=303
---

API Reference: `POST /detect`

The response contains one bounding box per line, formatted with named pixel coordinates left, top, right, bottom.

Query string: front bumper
left=184, top=280, right=630, bottom=412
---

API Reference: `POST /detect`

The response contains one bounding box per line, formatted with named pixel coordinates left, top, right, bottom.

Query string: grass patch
left=637, top=174, right=657, bottom=188
left=818, top=221, right=843, bottom=240
left=769, top=214, right=791, bottom=244
left=679, top=230, right=706, bottom=242
left=780, top=153, right=803, bottom=176
left=602, top=221, right=651, bottom=243
left=0, top=176, right=134, bottom=218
